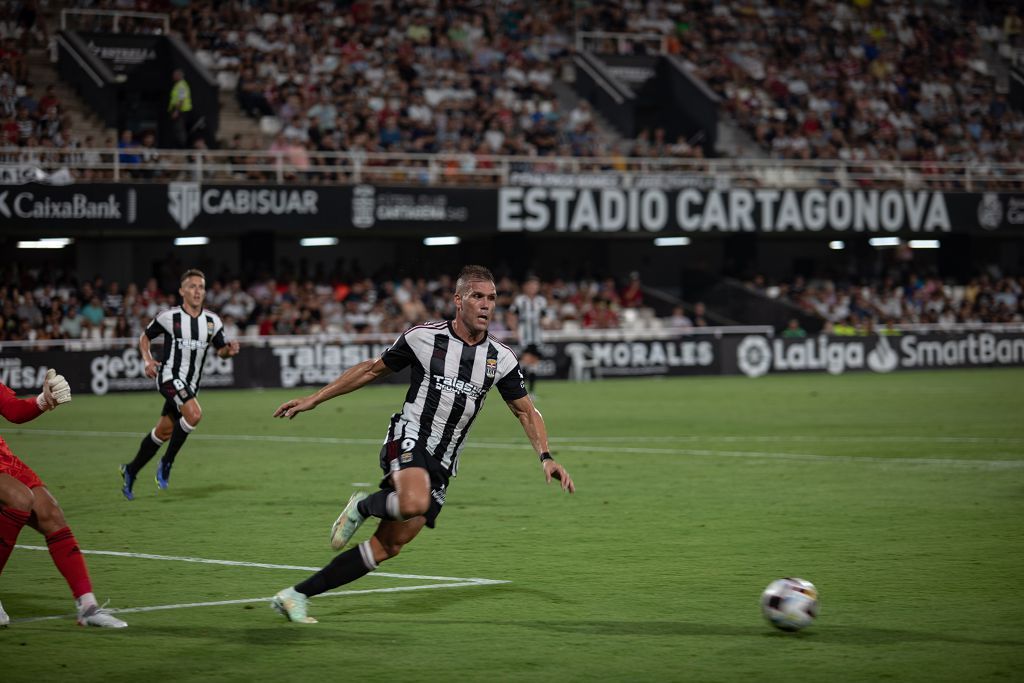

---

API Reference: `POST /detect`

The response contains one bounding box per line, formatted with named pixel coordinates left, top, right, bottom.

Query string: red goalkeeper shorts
left=0, top=439, right=44, bottom=489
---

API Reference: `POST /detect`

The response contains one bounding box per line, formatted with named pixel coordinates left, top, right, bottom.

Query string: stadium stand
left=0, top=266, right=669, bottom=345
left=575, top=0, right=1024, bottom=163
left=751, top=270, right=1024, bottom=330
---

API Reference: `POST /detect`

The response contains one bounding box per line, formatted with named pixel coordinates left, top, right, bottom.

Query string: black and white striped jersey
left=380, top=320, right=527, bottom=477
left=511, top=294, right=548, bottom=346
left=144, top=307, right=227, bottom=394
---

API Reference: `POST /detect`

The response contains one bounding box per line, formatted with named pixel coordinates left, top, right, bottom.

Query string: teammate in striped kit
left=119, top=269, right=240, bottom=500
left=269, top=265, right=574, bottom=624
left=510, top=275, right=550, bottom=397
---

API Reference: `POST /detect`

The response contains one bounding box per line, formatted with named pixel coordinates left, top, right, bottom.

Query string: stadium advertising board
left=725, top=332, right=1024, bottom=377
left=0, top=347, right=234, bottom=396
left=498, top=187, right=1024, bottom=234
left=82, top=33, right=162, bottom=75
left=9, top=331, right=1020, bottom=395
left=3, top=183, right=1022, bottom=234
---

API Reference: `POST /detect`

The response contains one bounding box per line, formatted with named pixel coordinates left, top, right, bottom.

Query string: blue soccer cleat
left=155, top=458, right=172, bottom=490
left=119, top=464, right=136, bottom=501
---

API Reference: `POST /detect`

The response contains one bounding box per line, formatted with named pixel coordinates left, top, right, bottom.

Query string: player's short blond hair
left=455, top=265, right=495, bottom=295
left=180, top=268, right=206, bottom=284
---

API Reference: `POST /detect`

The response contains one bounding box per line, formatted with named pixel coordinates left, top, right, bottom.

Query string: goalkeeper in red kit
left=0, top=370, right=127, bottom=628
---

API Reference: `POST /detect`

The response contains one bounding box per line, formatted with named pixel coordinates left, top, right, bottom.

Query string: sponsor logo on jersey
left=432, top=374, right=484, bottom=399
left=175, top=338, right=209, bottom=351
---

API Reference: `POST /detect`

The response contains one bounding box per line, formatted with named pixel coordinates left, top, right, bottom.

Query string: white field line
left=9, top=427, right=1023, bottom=445
left=11, top=581, right=502, bottom=624
left=10, top=546, right=507, bottom=624
left=7, top=428, right=1024, bottom=468
left=12, top=545, right=495, bottom=582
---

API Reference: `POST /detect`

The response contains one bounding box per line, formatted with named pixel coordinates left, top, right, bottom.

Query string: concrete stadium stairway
left=215, top=88, right=265, bottom=148
left=26, top=47, right=117, bottom=146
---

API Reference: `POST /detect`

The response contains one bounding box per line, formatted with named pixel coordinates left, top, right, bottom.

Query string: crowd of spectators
left=754, top=270, right=1024, bottom=333
left=181, top=0, right=619, bottom=162
left=578, top=0, right=1024, bottom=165
left=0, top=266, right=662, bottom=346
left=3, top=260, right=1019, bottom=346
left=8, top=0, right=1024, bottom=184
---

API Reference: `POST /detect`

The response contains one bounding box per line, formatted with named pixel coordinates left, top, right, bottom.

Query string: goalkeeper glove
left=36, top=368, right=72, bottom=410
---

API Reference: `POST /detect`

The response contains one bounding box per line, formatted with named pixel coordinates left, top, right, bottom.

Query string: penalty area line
left=10, top=580, right=507, bottom=625
left=13, top=545, right=502, bottom=582
left=9, top=546, right=508, bottom=624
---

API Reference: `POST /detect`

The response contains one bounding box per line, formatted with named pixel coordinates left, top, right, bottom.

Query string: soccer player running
left=509, top=275, right=549, bottom=398
left=120, top=269, right=240, bottom=499
left=270, top=265, right=574, bottom=624
left=0, top=370, right=127, bottom=628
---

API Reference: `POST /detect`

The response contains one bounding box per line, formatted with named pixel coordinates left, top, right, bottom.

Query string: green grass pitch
left=2, top=369, right=1023, bottom=682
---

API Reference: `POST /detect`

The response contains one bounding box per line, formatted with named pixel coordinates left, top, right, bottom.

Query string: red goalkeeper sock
left=0, top=507, right=31, bottom=574
left=45, top=527, right=93, bottom=599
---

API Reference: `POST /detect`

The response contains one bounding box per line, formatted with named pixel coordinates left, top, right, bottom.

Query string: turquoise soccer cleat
left=330, top=491, right=369, bottom=551
left=271, top=587, right=317, bottom=624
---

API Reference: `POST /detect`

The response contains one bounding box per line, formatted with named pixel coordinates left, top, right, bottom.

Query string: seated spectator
left=80, top=296, right=105, bottom=325
left=781, top=319, right=807, bottom=338
left=667, top=305, right=693, bottom=329
left=117, top=129, right=141, bottom=172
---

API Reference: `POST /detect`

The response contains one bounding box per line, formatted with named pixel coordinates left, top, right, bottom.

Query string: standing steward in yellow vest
left=168, top=68, right=193, bottom=148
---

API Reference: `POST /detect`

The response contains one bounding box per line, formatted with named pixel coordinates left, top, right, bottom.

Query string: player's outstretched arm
left=0, top=369, right=70, bottom=423
left=506, top=395, right=575, bottom=493
left=273, top=357, right=394, bottom=419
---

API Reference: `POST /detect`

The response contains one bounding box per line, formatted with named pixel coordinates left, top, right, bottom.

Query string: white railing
left=61, top=8, right=170, bottom=34
left=3, top=149, right=1023, bottom=190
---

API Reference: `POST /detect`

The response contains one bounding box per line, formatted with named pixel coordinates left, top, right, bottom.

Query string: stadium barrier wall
left=2, top=331, right=1022, bottom=396
left=3, top=182, right=1023, bottom=235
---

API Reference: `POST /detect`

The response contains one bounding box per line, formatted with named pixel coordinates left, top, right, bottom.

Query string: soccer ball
left=760, top=577, right=819, bottom=632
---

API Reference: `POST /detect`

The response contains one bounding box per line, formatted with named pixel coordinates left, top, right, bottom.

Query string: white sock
left=385, top=491, right=404, bottom=520
left=76, top=592, right=98, bottom=612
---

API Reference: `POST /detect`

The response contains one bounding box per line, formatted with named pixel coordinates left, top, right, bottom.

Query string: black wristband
left=539, top=451, right=553, bottom=463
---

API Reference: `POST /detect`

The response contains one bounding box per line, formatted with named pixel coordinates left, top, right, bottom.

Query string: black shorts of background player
left=268, top=265, right=575, bottom=624
left=119, top=269, right=240, bottom=499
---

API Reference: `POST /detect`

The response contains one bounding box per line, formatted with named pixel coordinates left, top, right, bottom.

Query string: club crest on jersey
left=485, top=358, right=497, bottom=378
left=207, top=319, right=214, bottom=334
left=400, top=452, right=413, bottom=464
